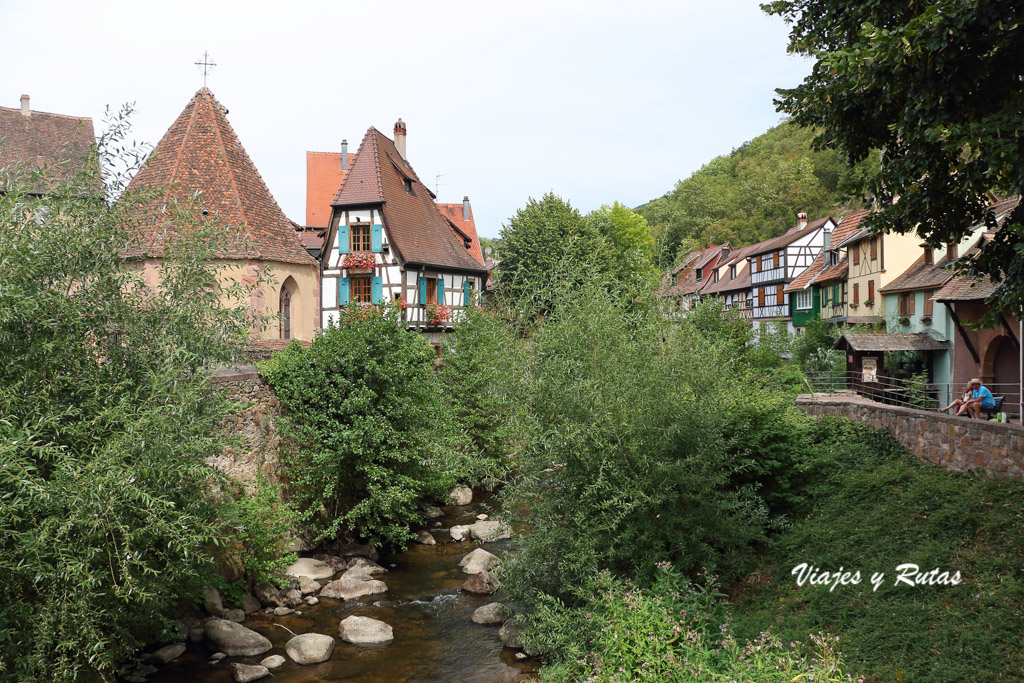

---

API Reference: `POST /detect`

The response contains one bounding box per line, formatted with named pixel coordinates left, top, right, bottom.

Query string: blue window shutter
left=418, top=274, right=427, bottom=303
left=338, top=223, right=350, bottom=255
left=437, top=276, right=445, bottom=304
left=338, top=277, right=350, bottom=305
left=371, top=276, right=383, bottom=304
left=371, top=224, right=383, bottom=253
left=463, top=279, right=471, bottom=306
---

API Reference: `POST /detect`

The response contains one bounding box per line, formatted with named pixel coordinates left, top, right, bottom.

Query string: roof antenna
left=434, top=172, right=449, bottom=196
left=194, top=51, right=217, bottom=87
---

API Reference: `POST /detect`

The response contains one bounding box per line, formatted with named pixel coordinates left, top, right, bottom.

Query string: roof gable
left=306, top=151, right=354, bottom=228
left=0, top=102, right=98, bottom=196
left=125, top=88, right=314, bottom=265
left=332, top=127, right=485, bottom=273
left=438, top=202, right=485, bottom=265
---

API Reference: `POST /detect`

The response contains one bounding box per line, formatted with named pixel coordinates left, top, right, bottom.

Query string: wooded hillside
left=639, top=121, right=880, bottom=266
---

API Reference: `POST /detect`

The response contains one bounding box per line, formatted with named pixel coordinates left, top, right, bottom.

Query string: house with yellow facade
left=834, top=216, right=921, bottom=324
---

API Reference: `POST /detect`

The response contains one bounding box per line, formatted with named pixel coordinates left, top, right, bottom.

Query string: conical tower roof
left=125, top=88, right=314, bottom=265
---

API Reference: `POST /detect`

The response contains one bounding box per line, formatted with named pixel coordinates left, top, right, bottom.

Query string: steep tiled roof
left=124, top=88, right=315, bottom=266
left=879, top=251, right=954, bottom=294
left=785, top=252, right=826, bottom=293
left=438, top=202, right=485, bottom=265
left=662, top=244, right=732, bottom=296
left=930, top=197, right=1020, bottom=302
left=811, top=256, right=848, bottom=285
left=749, top=216, right=833, bottom=255
left=703, top=244, right=759, bottom=295
left=838, top=332, right=949, bottom=352
left=0, top=100, right=98, bottom=195
left=784, top=210, right=871, bottom=293
left=306, top=151, right=355, bottom=228
left=332, top=127, right=485, bottom=273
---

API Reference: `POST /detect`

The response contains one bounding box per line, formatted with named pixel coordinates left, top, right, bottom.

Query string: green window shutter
left=338, top=277, right=349, bottom=305
left=833, top=284, right=839, bottom=302
left=371, top=224, right=383, bottom=253
left=418, top=274, right=427, bottom=303
left=437, top=276, right=445, bottom=304
left=337, top=223, right=350, bottom=255
left=371, top=276, right=383, bottom=304
left=463, top=279, right=472, bottom=306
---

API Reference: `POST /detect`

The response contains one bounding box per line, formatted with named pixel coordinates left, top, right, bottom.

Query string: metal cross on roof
left=194, top=51, right=217, bottom=87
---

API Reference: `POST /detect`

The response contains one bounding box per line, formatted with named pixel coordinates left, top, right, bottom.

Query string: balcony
left=751, top=267, right=786, bottom=285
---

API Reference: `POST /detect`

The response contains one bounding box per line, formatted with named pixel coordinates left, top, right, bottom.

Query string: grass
left=730, top=429, right=1024, bottom=682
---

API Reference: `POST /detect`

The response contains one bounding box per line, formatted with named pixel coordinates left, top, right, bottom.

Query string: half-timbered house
left=319, top=122, right=488, bottom=341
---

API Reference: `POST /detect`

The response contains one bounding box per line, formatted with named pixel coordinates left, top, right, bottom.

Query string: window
left=695, top=268, right=702, bottom=282
left=898, top=292, right=915, bottom=317
left=425, top=276, right=438, bottom=304
left=761, top=254, right=773, bottom=270
left=280, top=287, right=292, bottom=340
left=404, top=178, right=414, bottom=195
left=730, top=264, right=736, bottom=279
left=946, top=243, right=957, bottom=261
left=852, top=282, right=860, bottom=306
left=831, top=250, right=839, bottom=265
left=870, top=238, right=878, bottom=260
left=924, top=290, right=934, bottom=317
left=823, top=287, right=829, bottom=305
left=350, top=222, right=371, bottom=252
left=351, top=276, right=372, bottom=303
left=853, top=245, right=860, bottom=265
left=751, top=258, right=758, bottom=273
left=795, top=289, right=812, bottom=310
left=867, top=279, right=875, bottom=303
left=832, top=284, right=839, bottom=304
left=923, top=246, right=933, bottom=265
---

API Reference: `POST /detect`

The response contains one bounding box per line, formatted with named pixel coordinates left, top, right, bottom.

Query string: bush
left=0, top=110, right=251, bottom=681
left=260, top=303, right=461, bottom=548
left=226, top=477, right=298, bottom=586
left=535, top=564, right=862, bottom=682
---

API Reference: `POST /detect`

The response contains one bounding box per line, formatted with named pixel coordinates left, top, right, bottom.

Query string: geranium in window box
left=899, top=316, right=911, bottom=325
left=342, top=252, right=376, bottom=271
left=426, top=302, right=452, bottom=326
left=920, top=316, right=932, bottom=324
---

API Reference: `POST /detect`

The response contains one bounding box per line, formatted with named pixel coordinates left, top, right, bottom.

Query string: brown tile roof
left=703, top=244, right=759, bottom=294
left=811, top=256, right=849, bottom=285
left=124, top=88, right=315, bottom=266
left=661, top=245, right=732, bottom=296
left=784, top=251, right=826, bottom=293
left=438, top=201, right=485, bottom=265
left=784, top=210, right=871, bottom=293
left=837, top=332, right=949, bottom=352
left=879, top=251, right=954, bottom=294
left=306, top=151, right=354, bottom=228
left=0, top=98, right=98, bottom=196
left=930, top=197, right=1020, bottom=302
left=748, top=216, right=834, bottom=255
left=299, top=228, right=327, bottom=252
left=331, top=127, right=486, bottom=273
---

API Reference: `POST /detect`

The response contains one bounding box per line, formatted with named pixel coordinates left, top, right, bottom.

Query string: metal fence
left=805, top=371, right=1022, bottom=419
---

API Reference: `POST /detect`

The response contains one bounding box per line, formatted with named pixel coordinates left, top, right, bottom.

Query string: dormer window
left=923, top=246, right=933, bottom=265
left=830, top=251, right=839, bottom=265
left=404, top=178, right=414, bottom=195
left=695, top=268, right=702, bottom=282
left=730, top=264, right=736, bottom=279
left=946, top=243, right=957, bottom=261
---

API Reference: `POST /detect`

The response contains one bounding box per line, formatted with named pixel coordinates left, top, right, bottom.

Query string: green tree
left=497, top=193, right=612, bottom=313
left=585, top=202, right=658, bottom=286
left=763, top=0, right=1024, bottom=319
left=260, top=304, right=461, bottom=548
left=0, top=109, right=253, bottom=681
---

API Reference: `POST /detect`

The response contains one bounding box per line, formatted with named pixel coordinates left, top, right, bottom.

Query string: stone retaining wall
left=210, top=366, right=284, bottom=492
left=796, top=393, right=1024, bottom=480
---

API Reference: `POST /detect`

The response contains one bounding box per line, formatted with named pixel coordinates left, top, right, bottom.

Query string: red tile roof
left=332, top=127, right=486, bottom=273
left=703, top=244, right=759, bottom=295
left=124, top=88, right=315, bottom=266
left=0, top=100, right=98, bottom=196
left=748, top=216, right=834, bottom=255
left=438, top=202, right=485, bottom=265
left=879, top=251, right=954, bottom=294
left=306, top=151, right=354, bottom=228
left=811, top=256, right=849, bottom=285
left=784, top=210, right=871, bottom=293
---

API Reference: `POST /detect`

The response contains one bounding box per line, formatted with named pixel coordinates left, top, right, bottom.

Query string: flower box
left=342, top=252, right=376, bottom=271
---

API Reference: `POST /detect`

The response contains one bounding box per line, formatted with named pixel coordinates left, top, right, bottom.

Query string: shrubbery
left=260, top=303, right=463, bottom=548
left=226, top=477, right=298, bottom=586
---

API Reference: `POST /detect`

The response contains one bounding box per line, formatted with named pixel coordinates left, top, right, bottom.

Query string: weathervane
left=194, top=51, right=217, bottom=87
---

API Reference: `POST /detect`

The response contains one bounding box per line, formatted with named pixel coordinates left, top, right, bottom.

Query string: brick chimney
left=20, top=94, right=30, bottom=116
left=463, top=196, right=471, bottom=221
left=797, top=211, right=808, bottom=230
left=394, top=118, right=407, bottom=160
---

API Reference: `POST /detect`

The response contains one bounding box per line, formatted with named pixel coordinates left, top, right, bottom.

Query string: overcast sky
left=2, top=0, right=809, bottom=238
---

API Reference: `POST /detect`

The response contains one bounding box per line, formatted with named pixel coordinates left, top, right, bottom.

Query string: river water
left=149, top=498, right=538, bottom=682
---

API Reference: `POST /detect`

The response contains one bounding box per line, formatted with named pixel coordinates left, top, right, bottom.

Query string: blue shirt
left=973, top=386, right=996, bottom=409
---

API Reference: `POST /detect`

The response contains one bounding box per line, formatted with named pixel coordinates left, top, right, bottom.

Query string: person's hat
left=970, top=378, right=982, bottom=385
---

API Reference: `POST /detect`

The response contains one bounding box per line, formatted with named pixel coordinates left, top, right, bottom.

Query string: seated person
left=939, top=384, right=972, bottom=414
left=956, top=378, right=996, bottom=419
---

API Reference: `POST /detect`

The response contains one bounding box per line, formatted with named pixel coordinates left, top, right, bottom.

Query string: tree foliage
left=260, top=304, right=462, bottom=549
left=638, top=121, right=878, bottom=266
left=763, top=0, right=1024, bottom=319
left=585, top=201, right=658, bottom=286
left=0, top=109, right=253, bottom=681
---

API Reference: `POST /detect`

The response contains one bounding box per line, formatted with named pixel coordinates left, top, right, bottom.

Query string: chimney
left=394, top=118, right=407, bottom=160
left=341, top=140, right=348, bottom=171
left=20, top=94, right=30, bottom=116
left=823, top=229, right=831, bottom=250
left=462, top=196, right=471, bottom=221
left=796, top=211, right=808, bottom=230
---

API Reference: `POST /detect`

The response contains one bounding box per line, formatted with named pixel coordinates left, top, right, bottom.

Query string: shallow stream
left=149, top=498, right=538, bottom=682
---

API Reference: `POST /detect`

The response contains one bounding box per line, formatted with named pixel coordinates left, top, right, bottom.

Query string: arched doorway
left=280, top=277, right=299, bottom=340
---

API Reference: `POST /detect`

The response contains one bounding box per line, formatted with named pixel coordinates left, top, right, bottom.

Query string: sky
left=1, top=0, right=810, bottom=238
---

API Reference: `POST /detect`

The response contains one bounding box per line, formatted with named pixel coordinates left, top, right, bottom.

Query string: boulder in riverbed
left=260, top=654, right=285, bottom=669
left=230, top=662, right=269, bottom=682
left=286, top=557, right=336, bottom=581
left=204, top=618, right=272, bottom=656
left=450, top=524, right=472, bottom=542
left=414, top=529, right=437, bottom=545
left=421, top=505, right=444, bottom=519
left=281, top=587, right=303, bottom=606
left=241, top=594, right=261, bottom=615
left=285, top=633, right=336, bottom=664
left=223, top=608, right=245, bottom=623
left=461, top=570, right=497, bottom=595
left=202, top=585, right=225, bottom=616
left=459, top=548, right=499, bottom=574
left=319, top=570, right=388, bottom=601
left=147, top=642, right=186, bottom=665
left=253, top=582, right=283, bottom=608
left=469, top=520, right=512, bottom=542
left=499, top=619, right=525, bottom=649
left=298, top=575, right=322, bottom=595
left=338, top=615, right=394, bottom=644
left=448, top=486, right=473, bottom=506
left=471, top=602, right=507, bottom=625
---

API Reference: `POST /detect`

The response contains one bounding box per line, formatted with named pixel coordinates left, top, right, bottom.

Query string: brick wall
left=796, top=393, right=1024, bottom=480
